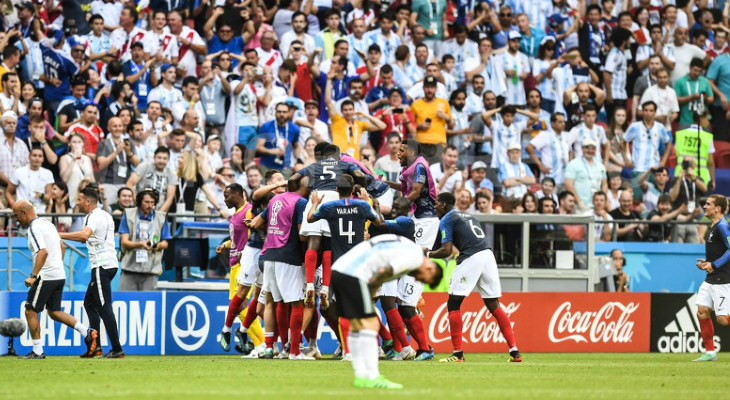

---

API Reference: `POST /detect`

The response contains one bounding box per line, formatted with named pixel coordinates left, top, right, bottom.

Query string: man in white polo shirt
left=60, top=186, right=124, bottom=358
left=13, top=200, right=98, bottom=359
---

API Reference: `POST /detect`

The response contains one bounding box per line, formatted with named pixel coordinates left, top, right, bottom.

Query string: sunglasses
left=292, top=47, right=303, bottom=51
left=225, top=174, right=235, bottom=178
left=219, top=29, right=232, bottom=33
left=500, top=13, right=512, bottom=17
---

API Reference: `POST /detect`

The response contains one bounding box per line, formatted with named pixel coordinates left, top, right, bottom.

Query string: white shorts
left=413, top=216, right=439, bottom=249
left=376, top=189, right=394, bottom=209
left=376, top=280, right=398, bottom=297
left=237, top=246, right=263, bottom=287
left=697, top=281, right=730, bottom=316
left=264, top=261, right=305, bottom=303
left=299, top=190, right=340, bottom=237
left=397, top=275, right=423, bottom=307
left=449, top=249, right=502, bottom=298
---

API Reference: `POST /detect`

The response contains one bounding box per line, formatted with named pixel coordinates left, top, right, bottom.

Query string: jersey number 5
left=320, top=165, right=336, bottom=180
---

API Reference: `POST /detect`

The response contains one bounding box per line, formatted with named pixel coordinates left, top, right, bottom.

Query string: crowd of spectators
left=0, top=0, right=727, bottom=246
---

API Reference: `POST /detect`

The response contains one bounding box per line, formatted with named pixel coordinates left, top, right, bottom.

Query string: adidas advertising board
left=650, top=293, right=727, bottom=353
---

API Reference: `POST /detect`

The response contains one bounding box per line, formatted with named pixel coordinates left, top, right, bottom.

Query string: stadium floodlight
left=0, top=318, right=26, bottom=356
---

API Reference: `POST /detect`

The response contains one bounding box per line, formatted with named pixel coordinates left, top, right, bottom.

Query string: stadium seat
left=714, top=141, right=730, bottom=168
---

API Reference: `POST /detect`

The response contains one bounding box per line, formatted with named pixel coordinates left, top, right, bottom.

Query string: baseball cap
left=549, top=14, right=568, bottom=28
left=472, top=161, right=488, bottom=170
left=423, top=76, right=438, bottom=86
left=582, top=138, right=598, bottom=148
left=206, top=134, right=221, bottom=144
left=508, top=30, right=521, bottom=41
left=15, top=2, right=34, bottom=12
left=304, top=99, right=318, bottom=108
left=160, top=63, right=174, bottom=73
left=507, top=142, right=521, bottom=151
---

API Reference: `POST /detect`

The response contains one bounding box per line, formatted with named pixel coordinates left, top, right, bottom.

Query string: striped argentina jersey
left=529, top=129, right=570, bottom=185
left=332, top=234, right=425, bottom=282
left=501, top=50, right=531, bottom=105
left=604, top=47, right=628, bottom=100
left=567, top=123, right=608, bottom=164
left=623, top=120, right=672, bottom=172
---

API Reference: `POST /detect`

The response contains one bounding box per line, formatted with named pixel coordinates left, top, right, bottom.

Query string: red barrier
left=422, top=292, right=651, bottom=353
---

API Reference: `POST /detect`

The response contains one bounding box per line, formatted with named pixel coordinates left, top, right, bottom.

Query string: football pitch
left=0, top=353, right=728, bottom=400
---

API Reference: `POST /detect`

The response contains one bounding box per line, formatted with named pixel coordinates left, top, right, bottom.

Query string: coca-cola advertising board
left=422, top=292, right=651, bottom=353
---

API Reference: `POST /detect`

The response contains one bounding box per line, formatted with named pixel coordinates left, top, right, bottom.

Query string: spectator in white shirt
left=430, top=144, right=464, bottom=194
left=6, top=147, right=54, bottom=213
left=639, top=68, right=679, bottom=130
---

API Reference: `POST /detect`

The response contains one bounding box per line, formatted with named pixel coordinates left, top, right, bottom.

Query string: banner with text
left=422, top=292, right=652, bottom=353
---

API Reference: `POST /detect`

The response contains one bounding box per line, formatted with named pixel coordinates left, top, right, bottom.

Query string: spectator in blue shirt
left=256, top=102, right=300, bottom=175
left=39, top=28, right=80, bottom=117
left=465, top=160, right=495, bottom=196
left=203, top=7, right=246, bottom=69
left=122, top=42, right=159, bottom=112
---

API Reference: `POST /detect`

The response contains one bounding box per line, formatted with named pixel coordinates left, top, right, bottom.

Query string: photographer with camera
left=669, top=156, right=706, bottom=243
left=118, top=188, right=171, bottom=291
left=674, top=110, right=716, bottom=193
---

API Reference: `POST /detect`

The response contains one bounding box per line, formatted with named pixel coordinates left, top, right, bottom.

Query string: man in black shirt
left=694, top=194, right=730, bottom=361
left=609, top=191, right=647, bottom=241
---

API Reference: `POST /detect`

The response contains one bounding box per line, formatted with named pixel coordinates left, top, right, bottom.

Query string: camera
left=393, top=107, right=403, bottom=114
left=681, top=159, right=691, bottom=170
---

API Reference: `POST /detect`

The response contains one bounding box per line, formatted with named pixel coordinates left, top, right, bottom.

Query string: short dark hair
left=340, top=99, right=354, bottom=111
left=380, top=64, right=393, bottom=74
left=541, top=177, right=556, bottom=186
left=657, top=194, right=672, bottom=204
left=709, top=194, right=729, bottom=213
left=323, top=144, right=340, bottom=157
left=2, top=46, right=19, bottom=60
left=182, top=76, right=199, bottom=87
left=349, top=77, right=363, bottom=88
left=336, top=175, right=354, bottom=196
left=690, top=57, right=705, bottom=69
left=641, top=100, right=657, bottom=111
left=264, top=169, right=282, bottom=183
left=313, top=142, right=329, bottom=156
left=583, top=104, right=597, bottom=114
left=154, top=146, right=170, bottom=156
left=226, top=183, right=244, bottom=196
left=538, top=196, right=555, bottom=213
left=437, top=192, right=456, bottom=206
left=171, top=128, right=186, bottom=137
left=1, top=71, right=17, bottom=84
left=89, top=14, right=104, bottom=25
left=80, top=186, right=100, bottom=202
left=610, top=28, right=632, bottom=47
left=550, top=112, right=565, bottom=123
left=558, top=190, right=574, bottom=203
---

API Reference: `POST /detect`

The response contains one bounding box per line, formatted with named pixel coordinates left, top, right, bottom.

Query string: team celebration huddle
left=213, top=140, right=520, bottom=389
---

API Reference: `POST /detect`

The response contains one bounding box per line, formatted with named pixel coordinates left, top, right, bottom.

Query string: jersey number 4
left=339, top=218, right=355, bottom=244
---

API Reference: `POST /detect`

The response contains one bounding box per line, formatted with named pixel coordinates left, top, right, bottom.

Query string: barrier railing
left=0, top=211, right=713, bottom=292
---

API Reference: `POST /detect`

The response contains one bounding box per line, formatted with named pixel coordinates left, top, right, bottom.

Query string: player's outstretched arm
left=59, top=227, right=93, bottom=244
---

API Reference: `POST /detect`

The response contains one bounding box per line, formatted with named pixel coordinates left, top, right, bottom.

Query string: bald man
left=13, top=201, right=98, bottom=359
left=97, top=116, right=140, bottom=205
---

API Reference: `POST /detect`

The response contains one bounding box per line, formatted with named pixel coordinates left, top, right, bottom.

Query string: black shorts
left=25, top=278, right=65, bottom=313
left=331, top=271, right=376, bottom=319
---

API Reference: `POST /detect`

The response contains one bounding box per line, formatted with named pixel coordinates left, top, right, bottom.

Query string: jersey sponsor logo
left=427, top=300, right=521, bottom=345
left=548, top=301, right=639, bottom=344
left=170, top=295, right=210, bottom=352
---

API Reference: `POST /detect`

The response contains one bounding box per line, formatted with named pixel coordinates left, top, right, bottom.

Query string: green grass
left=0, top=353, right=728, bottom=400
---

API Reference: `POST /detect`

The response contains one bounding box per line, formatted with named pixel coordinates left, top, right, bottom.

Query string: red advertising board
left=422, top=292, right=651, bottom=353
